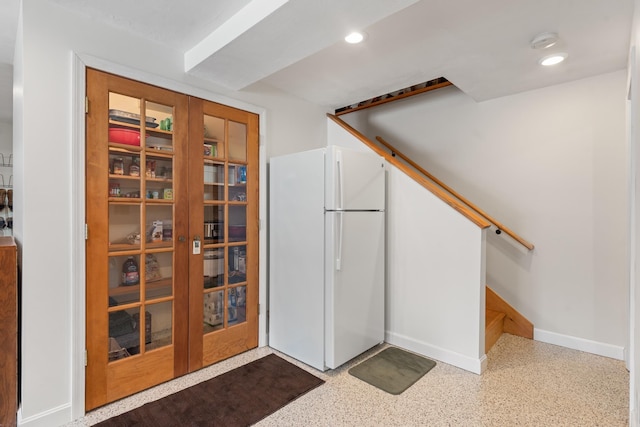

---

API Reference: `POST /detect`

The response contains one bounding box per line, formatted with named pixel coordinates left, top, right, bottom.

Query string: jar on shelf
left=129, top=158, right=140, bottom=177
left=109, top=183, right=121, bottom=197
left=113, top=157, right=124, bottom=175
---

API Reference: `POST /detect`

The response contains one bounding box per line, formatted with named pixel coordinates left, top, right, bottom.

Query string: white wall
left=329, top=116, right=488, bottom=373
left=344, top=70, right=629, bottom=358
left=0, top=119, right=11, bottom=152
left=16, top=2, right=327, bottom=425
left=629, top=1, right=640, bottom=425
left=386, top=167, right=487, bottom=373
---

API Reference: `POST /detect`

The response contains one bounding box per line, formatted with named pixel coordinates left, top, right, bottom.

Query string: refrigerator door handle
left=336, top=149, right=344, bottom=211
left=336, top=211, right=343, bottom=271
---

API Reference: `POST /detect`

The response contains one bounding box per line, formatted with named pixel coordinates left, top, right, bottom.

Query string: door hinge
left=84, top=223, right=88, bottom=240
left=85, top=97, right=89, bottom=114
left=258, top=303, right=261, bottom=315
left=84, top=349, right=88, bottom=366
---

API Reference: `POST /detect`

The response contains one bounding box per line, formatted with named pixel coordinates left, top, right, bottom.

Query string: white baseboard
left=18, top=403, right=72, bottom=427
left=386, top=331, right=486, bottom=374
left=534, top=328, right=625, bottom=360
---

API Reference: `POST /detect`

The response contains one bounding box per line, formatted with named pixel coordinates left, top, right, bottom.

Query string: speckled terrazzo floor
left=66, top=334, right=629, bottom=426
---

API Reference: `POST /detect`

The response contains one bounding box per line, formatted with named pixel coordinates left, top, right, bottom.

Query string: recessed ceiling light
left=539, top=52, right=568, bottom=66
left=345, top=32, right=365, bottom=44
left=530, top=32, right=559, bottom=50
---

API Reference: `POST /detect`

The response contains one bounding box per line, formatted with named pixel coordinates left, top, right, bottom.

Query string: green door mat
left=349, top=347, right=436, bottom=395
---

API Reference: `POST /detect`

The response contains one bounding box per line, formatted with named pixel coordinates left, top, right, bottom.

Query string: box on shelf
left=237, top=165, right=247, bottom=184
left=203, top=292, right=223, bottom=326
left=204, top=165, right=215, bottom=183
left=148, top=221, right=163, bottom=243
left=162, top=219, right=172, bottom=241
left=204, top=249, right=224, bottom=279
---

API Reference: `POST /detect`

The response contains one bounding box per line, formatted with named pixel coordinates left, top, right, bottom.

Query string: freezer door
left=325, top=211, right=385, bottom=369
left=325, top=146, right=385, bottom=211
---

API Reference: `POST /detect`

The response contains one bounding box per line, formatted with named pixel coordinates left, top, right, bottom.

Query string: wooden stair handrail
left=327, top=114, right=491, bottom=229
left=376, top=135, right=534, bottom=251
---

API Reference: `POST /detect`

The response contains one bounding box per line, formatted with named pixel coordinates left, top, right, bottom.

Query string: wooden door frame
left=71, top=53, right=268, bottom=418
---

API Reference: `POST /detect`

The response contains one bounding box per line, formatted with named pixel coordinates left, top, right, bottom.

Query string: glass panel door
left=86, top=69, right=257, bottom=410
left=189, top=99, right=259, bottom=369
left=105, top=95, right=177, bottom=360
left=86, top=69, right=189, bottom=410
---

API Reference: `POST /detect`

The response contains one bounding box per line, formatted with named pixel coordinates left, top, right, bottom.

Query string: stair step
left=486, top=309, right=506, bottom=328
left=485, top=309, right=506, bottom=353
left=486, top=286, right=533, bottom=339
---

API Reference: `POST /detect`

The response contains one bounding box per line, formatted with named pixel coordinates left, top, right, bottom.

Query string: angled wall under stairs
left=485, top=286, right=534, bottom=353
left=326, top=114, right=535, bottom=373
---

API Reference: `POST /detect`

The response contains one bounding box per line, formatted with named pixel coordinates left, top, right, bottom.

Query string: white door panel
left=269, top=150, right=326, bottom=371
left=325, top=211, right=385, bottom=369
left=325, top=146, right=385, bottom=211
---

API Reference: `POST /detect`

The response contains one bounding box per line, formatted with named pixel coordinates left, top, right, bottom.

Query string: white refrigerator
left=269, top=145, right=385, bottom=371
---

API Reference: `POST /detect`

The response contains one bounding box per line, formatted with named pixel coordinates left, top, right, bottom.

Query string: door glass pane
left=108, top=307, right=141, bottom=361
left=228, top=286, right=246, bottom=326
left=203, top=290, right=224, bottom=334
left=145, top=252, right=173, bottom=300
left=228, top=245, right=246, bottom=284
left=145, top=154, right=173, bottom=200
left=203, top=115, right=224, bottom=159
left=146, top=301, right=172, bottom=351
left=109, top=152, right=141, bottom=199
left=145, top=205, right=172, bottom=249
left=204, top=205, right=225, bottom=244
left=108, top=255, right=141, bottom=306
left=109, top=204, right=141, bottom=251
left=204, top=162, right=224, bottom=201
left=145, top=101, right=172, bottom=151
left=228, top=205, right=246, bottom=242
left=204, top=248, right=224, bottom=289
left=109, top=93, right=141, bottom=127
left=228, top=121, right=246, bottom=162
left=108, top=93, right=145, bottom=153
left=229, top=164, right=247, bottom=201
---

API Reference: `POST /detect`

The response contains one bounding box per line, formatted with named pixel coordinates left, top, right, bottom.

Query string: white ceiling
left=0, top=0, right=634, bottom=120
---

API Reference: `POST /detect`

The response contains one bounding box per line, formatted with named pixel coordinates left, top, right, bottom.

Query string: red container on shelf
left=109, top=128, right=141, bottom=146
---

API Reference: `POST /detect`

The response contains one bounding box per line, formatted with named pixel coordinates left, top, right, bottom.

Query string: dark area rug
left=348, top=347, right=436, bottom=395
left=95, top=353, right=324, bottom=427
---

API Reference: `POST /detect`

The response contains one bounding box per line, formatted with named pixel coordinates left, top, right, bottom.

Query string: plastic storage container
left=109, top=128, right=142, bottom=146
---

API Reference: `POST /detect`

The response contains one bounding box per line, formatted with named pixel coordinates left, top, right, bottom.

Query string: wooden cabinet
left=0, top=237, right=17, bottom=427
left=85, top=69, right=259, bottom=410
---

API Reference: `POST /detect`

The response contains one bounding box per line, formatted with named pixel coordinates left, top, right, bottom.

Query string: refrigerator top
left=325, top=146, right=386, bottom=211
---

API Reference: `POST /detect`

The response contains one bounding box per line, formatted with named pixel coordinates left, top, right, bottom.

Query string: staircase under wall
left=485, top=286, right=534, bottom=353
left=326, top=113, right=534, bottom=370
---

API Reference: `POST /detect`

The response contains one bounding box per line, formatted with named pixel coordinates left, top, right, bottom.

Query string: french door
left=85, top=69, right=259, bottom=410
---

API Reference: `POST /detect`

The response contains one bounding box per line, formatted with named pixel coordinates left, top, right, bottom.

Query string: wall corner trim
left=534, top=328, right=625, bottom=360
left=386, top=331, right=486, bottom=375
left=18, top=403, right=72, bottom=427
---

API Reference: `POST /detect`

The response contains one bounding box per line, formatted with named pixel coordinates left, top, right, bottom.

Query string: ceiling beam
left=184, top=0, right=289, bottom=73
